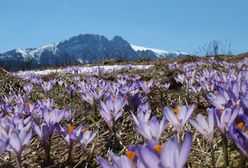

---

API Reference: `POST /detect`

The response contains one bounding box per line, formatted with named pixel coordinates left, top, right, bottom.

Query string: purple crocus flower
left=184, top=69, right=196, bottom=80
left=59, top=125, right=79, bottom=146
left=136, top=134, right=188, bottom=168
left=33, top=122, right=55, bottom=163
left=74, top=75, right=81, bottom=81
left=42, top=109, right=67, bottom=126
left=139, top=132, right=192, bottom=168
left=175, top=74, right=185, bottom=84
left=0, top=122, right=9, bottom=154
left=135, top=143, right=161, bottom=168
left=34, top=107, right=69, bottom=139
left=228, top=115, right=248, bottom=158
left=41, top=81, right=53, bottom=92
left=240, top=94, right=248, bottom=114
left=99, top=95, right=127, bottom=128
left=131, top=106, right=168, bottom=142
left=122, top=84, right=145, bottom=112
left=81, top=89, right=104, bottom=106
left=139, top=80, right=154, bottom=94
left=189, top=85, right=202, bottom=95
left=163, top=82, right=170, bottom=90
left=23, top=83, right=34, bottom=94
left=57, top=80, right=64, bottom=87
left=0, top=138, right=8, bottom=154
left=77, top=127, right=97, bottom=150
left=61, top=108, right=73, bottom=121
left=168, top=62, right=180, bottom=70
left=164, top=105, right=195, bottom=134
left=68, top=84, right=76, bottom=96
left=34, top=107, right=68, bottom=162
left=58, top=124, right=97, bottom=150
left=117, top=77, right=128, bottom=87
left=23, top=102, right=36, bottom=116
left=198, top=78, right=215, bottom=93
left=33, top=122, right=55, bottom=146
left=214, top=108, right=239, bottom=134
left=81, top=91, right=95, bottom=106
left=136, top=103, right=152, bottom=121
left=97, top=151, right=134, bottom=168
left=3, top=118, right=33, bottom=168
left=207, top=93, right=229, bottom=111
left=189, top=108, right=215, bottom=142
left=37, top=99, right=54, bottom=110
left=97, top=132, right=192, bottom=168
left=7, top=126, right=32, bottom=157
left=2, top=95, right=14, bottom=104
left=14, top=94, right=27, bottom=106
left=58, top=125, right=80, bottom=160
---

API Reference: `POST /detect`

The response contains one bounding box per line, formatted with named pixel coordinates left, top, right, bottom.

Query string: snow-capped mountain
left=0, top=34, right=187, bottom=71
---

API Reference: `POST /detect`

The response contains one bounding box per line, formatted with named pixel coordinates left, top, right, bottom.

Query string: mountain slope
left=0, top=34, right=187, bottom=71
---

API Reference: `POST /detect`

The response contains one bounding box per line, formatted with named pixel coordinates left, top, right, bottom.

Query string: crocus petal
left=33, top=123, right=42, bottom=138
left=189, top=119, right=204, bottom=135
left=164, top=107, right=179, bottom=127
left=23, top=130, right=32, bottom=146
left=9, top=132, right=21, bottom=155
left=138, top=146, right=160, bottom=168
left=96, top=157, right=113, bottom=168
left=149, top=116, right=160, bottom=140
left=161, top=136, right=178, bottom=168
left=178, top=132, right=192, bottom=167
left=207, top=109, right=215, bottom=132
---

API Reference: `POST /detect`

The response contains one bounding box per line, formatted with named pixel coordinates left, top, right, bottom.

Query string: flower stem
left=112, top=121, right=117, bottom=139
left=210, top=141, right=216, bottom=168
left=44, top=137, right=52, bottom=164
left=68, top=145, right=73, bottom=162
left=16, top=155, right=22, bottom=168
left=239, top=151, right=247, bottom=168
left=178, top=131, right=183, bottom=144
left=159, top=89, right=163, bottom=108
left=70, top=93, right=73, bottom=101
left=93, top=103, right=98, bottom=117
left=8, top=151, right=11, bottom=161
left=45, top=144, right=51, bottom=164
left=221, top=134, right=229, bottom=167
left=187, top=88, right=189, bottom=101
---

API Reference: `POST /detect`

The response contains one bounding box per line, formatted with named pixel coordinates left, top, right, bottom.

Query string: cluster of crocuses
left=203, top=70, right=248, bottom=166
left=22, top=76, right=79, bottom=99
left=97, top=132, right=192, bottom=168
left=0, top=94, right=97, bottom=167
left=86, top=68, right=196, bottom=167
left=3, top=57, right=248, bottom=167
left=172, top=58, right=248, bottom=166
left=97, top=101, right=196, bottom=168
left=96, top=58, right=248, bottom=168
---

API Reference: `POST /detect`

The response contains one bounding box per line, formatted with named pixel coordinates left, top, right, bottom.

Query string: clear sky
left=0, top=0, right=247, bottom=54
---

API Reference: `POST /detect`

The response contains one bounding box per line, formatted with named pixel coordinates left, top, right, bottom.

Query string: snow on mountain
left=29, top=44, right=57, bottom=56
left=131, top=44, right=187, bottom=58
left=0, top=34, right=187, bottom=71
left=15, top=49, right=28, bottom=58
left=131, top=44, right=169, bottom=55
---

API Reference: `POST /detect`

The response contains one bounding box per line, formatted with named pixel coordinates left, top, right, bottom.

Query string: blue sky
left=0, top=0, right=247, bottom=54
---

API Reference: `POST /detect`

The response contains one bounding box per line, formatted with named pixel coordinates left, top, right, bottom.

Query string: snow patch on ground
left=14, top=64, right=154, bottom=78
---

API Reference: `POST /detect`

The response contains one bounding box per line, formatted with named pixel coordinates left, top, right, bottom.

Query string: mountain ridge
left=0, top=34, right=187, bottom=71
